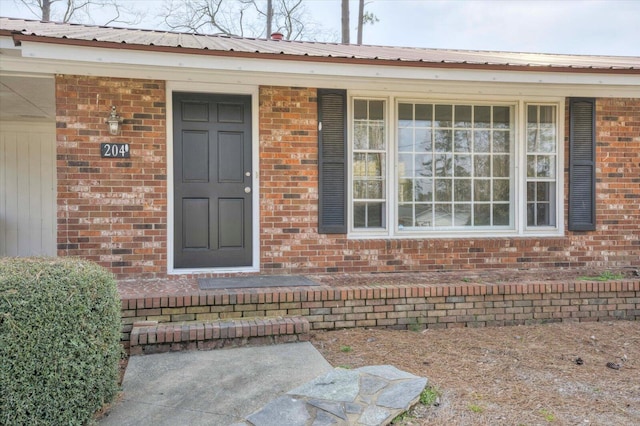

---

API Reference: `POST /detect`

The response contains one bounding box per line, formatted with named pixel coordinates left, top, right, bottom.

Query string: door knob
left=244, top=187, right=251, bottom=193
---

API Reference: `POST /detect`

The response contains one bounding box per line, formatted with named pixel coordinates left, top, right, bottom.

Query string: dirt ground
left=311, top=321, right=639, bottom=426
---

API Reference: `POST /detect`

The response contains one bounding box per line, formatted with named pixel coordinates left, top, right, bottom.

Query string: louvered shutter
left=318, top=89, right=347, bottom=234
left=569, top=98, right=596, bottom=231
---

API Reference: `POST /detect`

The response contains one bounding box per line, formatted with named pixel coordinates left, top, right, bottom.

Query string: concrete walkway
left=100, top=343, right=427, bottom=426
left=100, top=343, right=332, bottom=425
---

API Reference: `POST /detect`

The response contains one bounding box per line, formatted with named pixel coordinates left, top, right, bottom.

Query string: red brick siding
left=55, top=81, right=638, bottom=278
left=259, top=88, right=639, bottom=275
left=56, top=76, right=167, bottom=277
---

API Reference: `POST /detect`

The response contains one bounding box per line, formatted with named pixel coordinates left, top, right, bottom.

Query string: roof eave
left=8, top=33, right=640, bottom=75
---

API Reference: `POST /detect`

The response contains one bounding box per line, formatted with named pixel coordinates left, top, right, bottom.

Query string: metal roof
left=1, top=17, right=639, bottom=73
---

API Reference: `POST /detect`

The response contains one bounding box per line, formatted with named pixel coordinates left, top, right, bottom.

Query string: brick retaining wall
left=120, top=279, right=640, bottom=349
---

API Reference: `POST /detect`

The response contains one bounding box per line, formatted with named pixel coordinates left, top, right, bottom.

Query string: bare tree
left=12, top=0, right=142, bottom=25
left=161, top=0, right=321, bottom=40
left=341, top=0, right=349, bottom=44
left=356, top=0, right=378, bottom=45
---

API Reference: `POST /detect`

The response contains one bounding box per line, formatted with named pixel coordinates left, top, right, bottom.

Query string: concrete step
left=129, top=316, right=310, bottom=355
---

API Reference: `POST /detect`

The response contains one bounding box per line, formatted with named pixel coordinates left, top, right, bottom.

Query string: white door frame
left=166, top=82, right=260, bottom=274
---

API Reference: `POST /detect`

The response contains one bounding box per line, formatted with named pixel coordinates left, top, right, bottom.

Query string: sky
left=0, top=0, right=639, bottom=56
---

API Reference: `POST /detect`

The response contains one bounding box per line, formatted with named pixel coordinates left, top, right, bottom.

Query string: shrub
left=0, top=257, right=122, bottom=425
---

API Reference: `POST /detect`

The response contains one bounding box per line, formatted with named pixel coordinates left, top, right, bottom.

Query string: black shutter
left=569, top=98, right=596, bottom=231
left=318, top=89, right=347, bottom=234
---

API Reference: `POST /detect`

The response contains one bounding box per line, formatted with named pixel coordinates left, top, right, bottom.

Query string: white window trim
left=347, top=92, right=565, bottom=239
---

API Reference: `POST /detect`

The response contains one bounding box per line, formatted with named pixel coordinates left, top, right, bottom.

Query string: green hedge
left=0, top=257, right=122, bottom=425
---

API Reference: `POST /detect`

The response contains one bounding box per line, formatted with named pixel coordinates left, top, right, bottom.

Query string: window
left=348, top=97, right=561, bottom=237
left=526, top=105, right=557, bottom=227
left=397, top=102, right=512, bottom=230
left=352, top=99, right=386, bottom=228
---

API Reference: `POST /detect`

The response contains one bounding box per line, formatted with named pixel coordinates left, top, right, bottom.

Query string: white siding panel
left=0, top=122, right=56, bottom=257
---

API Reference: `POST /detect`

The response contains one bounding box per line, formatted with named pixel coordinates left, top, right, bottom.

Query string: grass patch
left=578, top=271, right=624, bottom=281
left=540, top=408, right=556, bottom=422
left=419, top=385, right=441, bottom=405
left=468, top=403, right=484, bottom=413
left=339, top=345, right=352, bottom=353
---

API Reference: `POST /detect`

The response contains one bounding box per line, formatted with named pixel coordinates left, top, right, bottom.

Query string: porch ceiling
left=0, top=75, right=54, bottom=122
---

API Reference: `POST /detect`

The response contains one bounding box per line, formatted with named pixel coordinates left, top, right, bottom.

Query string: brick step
left=129, top=316, right=310, bottom=355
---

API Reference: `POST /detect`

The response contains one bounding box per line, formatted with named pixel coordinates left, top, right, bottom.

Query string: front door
left=173, top=92, right=252, bottom=269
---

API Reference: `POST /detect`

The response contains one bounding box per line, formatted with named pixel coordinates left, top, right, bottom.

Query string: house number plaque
left=100, top=143, right=130, bottom=158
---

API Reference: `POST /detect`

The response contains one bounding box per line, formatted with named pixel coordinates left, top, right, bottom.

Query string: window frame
left=347, top=93, right=565, bottom=238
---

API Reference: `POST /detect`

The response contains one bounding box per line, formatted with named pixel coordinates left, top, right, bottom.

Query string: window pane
left=368, top=125, right=385, bottom=150
left=415, top=129, right=432, bottom=151
left=536, top=155, right=555, bottom=178
left=398, top=128, right=413, bottom=152
left=367, top=180, right=383, bottom=199
left=493, top=204, right=510, bottom=226
left=454, top=155, right=472, bottom=177
left=454, top=204, right=472, bottom=226
left=398, top=153, right=413, bottom=176
left=493, top=155, right=509, bottom=177
left=474, top=180, right=490, bottom=202
left=398, top=103, right=413, bottom=126
left=435, top=179, right=452, bottom=201
left=493, top=106, right=510, bottom=129
left=493, top=131, right=510, bottom=153
left=474, top=155, right=490, bottom=177
left=399, top=179, right=413, bottom=202
left=474, top=130, right=490, bottom=152
left=415, top=104, right=432, bottom=127
left=474, top=106, right=491, bottom=128
left=398, top=204, right=413, bottom=227
left=527, top=124, right=538, bottom=152
left=415, top=179, right=433, bottom=201
left=434, top=105, right=452, bottom=127
left=434, top=154, right=452, bottom=177
left=454, top=130, right=472, bottom=152
left=415, top=154, right=433, bottom=177
left=540, top=124, right=556, bottom=153
left=354, top=123, right=367, bottom=150
left=474, top=204, right=490, bottom=226
left=354, top=100, right=367, bottom=119
left=354, top=203, right=366, bottom=227
left=353, top=179, right=366, bottom=198
left=454, top=179, right=471, bottom=201
left=415, top=204, right=432, bottom=227
left=369, top=101, right=384, bottom=120
left=434, top=130, right=452, bottom=152
left=367, top=203, right=383, bottom=227
left=435, top=204, right=452, bottom=226
left=493, top=179, right=510, bottom=202
left=455, top=105, right=472, bottom=127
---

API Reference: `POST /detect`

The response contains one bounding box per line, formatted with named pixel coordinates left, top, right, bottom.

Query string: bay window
left=350, top=97, right=561, bottom=236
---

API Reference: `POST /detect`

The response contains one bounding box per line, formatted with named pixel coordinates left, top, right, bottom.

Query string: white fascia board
left=3, top=41, right=640, bottom=98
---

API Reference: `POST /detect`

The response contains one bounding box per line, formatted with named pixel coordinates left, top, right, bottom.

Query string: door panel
left=0, top=122, right=56, bottom=257
left=173, top=93, right=252, bottom=268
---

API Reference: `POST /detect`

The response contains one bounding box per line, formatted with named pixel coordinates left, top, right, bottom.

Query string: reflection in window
left=397, top=102, right=513, bottom=230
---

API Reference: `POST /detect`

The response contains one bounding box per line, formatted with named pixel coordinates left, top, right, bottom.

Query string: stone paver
left=240, top=366, right=428, bottom=426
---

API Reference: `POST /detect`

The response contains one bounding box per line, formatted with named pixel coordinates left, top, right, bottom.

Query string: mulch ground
left=311, top=321, right=639, bottom=425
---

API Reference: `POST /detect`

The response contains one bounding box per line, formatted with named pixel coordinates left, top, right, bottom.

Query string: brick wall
left=259, top=88, right=640, bottom=275
left=56, top=76, right=167, bottom=277
left=120, top=278, right=640, bottom=347
left=54, top=82, right=637, bottom=278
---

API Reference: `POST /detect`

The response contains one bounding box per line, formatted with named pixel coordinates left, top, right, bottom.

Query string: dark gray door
left=173, top=92, right=252, bottom=268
